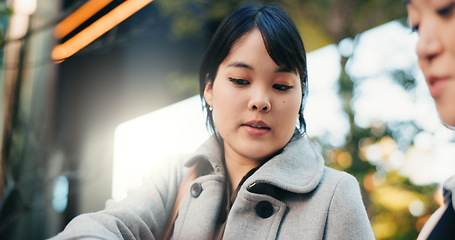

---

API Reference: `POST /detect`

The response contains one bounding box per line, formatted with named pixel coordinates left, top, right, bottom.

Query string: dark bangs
left=255, top=7, right=308, bottom=88
left=199, top=6, right=257, bottom=89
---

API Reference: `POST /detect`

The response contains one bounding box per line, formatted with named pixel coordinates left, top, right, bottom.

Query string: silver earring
left=209, top=106, right=213, bottom=111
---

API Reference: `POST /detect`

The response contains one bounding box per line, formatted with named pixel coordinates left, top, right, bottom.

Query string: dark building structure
left=0, top=1, right=211, bottom=238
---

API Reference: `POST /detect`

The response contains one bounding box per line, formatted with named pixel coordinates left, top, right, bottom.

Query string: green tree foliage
left=155, top=0, right=407, bottom=42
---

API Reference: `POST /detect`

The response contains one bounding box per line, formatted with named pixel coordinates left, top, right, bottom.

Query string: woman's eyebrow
left=227, top=62, right=296, bottom=74
left=227, top=62, right=254, bottom=70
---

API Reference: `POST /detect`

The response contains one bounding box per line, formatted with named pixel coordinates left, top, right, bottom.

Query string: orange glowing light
left=54, top=0, right=113, bottom=39
left=416, top=214, right=431, bottom=231
left=363, top=173, right=374, bottom=191
left=52, top=0, right=154, bottom=60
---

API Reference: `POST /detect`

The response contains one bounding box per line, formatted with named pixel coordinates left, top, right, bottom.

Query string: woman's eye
left=437, top=3, right=455, bottom=17
left=273, top=84, right=293, bottom=91
left=228, top=77, right=250, bottom=86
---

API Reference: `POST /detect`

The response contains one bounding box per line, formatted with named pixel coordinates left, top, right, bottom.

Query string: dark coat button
left=190, top=183, right=202, bottom=198
left=255, top=201, right=274, bottom=218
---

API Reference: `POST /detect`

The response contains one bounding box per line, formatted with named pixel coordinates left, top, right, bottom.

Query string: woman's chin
left=436, top=105, right=455, bottom=129
left=439, top=114, right=455, bottom=129
left=434, top=91, right=455, bottom=129
left=442, top=120, right=455, bottom=129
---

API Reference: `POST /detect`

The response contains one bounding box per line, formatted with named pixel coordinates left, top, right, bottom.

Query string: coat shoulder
left=312, top=167, right=364, bottom=204
left=321, top=167, right=360, bottom=189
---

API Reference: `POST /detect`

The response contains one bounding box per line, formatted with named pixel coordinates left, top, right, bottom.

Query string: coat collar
left=185, top=135, right=325, bottom=194
left=185, top=136, right=224, bottom=174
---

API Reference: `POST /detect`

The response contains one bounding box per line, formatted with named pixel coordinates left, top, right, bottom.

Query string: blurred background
left=1, top=0, right=454, bottom=239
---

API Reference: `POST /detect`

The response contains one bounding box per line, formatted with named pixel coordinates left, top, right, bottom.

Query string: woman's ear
left=204, top=81, right=213, bottom=107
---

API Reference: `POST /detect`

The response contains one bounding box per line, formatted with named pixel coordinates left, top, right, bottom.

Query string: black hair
left=199, top=3, right=308, bottom=138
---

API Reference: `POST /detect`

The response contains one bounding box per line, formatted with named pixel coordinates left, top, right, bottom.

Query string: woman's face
left=407, top=0, right=455, bottom=126
left=204, top=28, right=302, bottom=163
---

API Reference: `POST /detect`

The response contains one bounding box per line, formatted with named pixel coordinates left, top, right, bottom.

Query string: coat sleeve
left=50, top=156, right=186, bottom=240
left=324, top=174, right=375, bottom=240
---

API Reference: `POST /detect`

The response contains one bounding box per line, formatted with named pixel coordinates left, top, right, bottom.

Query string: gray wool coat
left=51, top=136, right=375, bottom=240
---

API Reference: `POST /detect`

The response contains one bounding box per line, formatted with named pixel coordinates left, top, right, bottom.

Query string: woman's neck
left=223, top=145, right=263, bottom=193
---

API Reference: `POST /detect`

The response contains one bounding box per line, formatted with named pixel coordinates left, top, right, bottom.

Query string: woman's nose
left=416, top=21, right=443, bottom=62
left=248, top=90, right=271, bottom=112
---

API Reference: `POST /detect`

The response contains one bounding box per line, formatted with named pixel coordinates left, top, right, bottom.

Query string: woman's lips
left=241, top=120, right=270, bottom=136
left=427, top=76, right=449, bottom=98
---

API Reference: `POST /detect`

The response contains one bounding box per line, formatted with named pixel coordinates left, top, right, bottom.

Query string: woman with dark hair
left=52, top=4, right=374, bottom=239
left=406, top=0, right=455, bottom=239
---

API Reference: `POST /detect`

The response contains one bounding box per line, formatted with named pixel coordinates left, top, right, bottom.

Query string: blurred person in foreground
left=51, top=3, right=374, bottom=239
left=406, top=0, right=455, bottom=239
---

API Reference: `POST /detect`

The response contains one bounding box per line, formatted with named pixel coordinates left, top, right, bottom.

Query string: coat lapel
left=244, top=135, right=324, bottom=194
left=172, top=175, right=224, bottom=240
